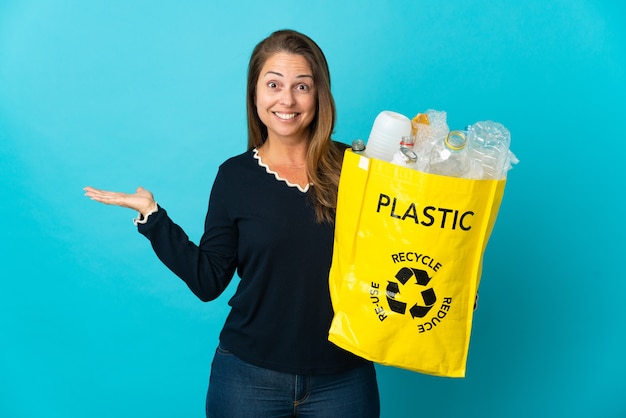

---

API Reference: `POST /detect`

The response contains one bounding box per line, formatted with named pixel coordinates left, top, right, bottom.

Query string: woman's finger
left=84, top=187, right=127, bottom=206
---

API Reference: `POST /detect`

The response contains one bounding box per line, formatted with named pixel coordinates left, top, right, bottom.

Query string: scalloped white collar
left=253, top=148, right=311, bottom=193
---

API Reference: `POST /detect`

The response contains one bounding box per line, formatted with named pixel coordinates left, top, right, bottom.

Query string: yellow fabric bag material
left=328, top=149, right=506, bottom=377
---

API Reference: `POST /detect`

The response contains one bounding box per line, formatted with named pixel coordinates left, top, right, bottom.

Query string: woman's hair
left=246, top=29, right=345, bottom=224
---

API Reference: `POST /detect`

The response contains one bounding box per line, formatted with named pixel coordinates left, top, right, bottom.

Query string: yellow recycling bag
left=328, top=149, right=506, bottom=377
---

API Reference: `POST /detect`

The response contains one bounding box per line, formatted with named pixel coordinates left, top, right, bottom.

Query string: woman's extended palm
left=84, top=186, right=157, bottom=216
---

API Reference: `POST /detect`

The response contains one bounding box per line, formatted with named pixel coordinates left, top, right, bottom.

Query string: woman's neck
left=257, top=138, right=309, bottom=167
left=256, top=139, right=310, bottom=188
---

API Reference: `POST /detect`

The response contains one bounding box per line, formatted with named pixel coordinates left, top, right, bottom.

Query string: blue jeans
left=206, top=345, right=380, bottom=417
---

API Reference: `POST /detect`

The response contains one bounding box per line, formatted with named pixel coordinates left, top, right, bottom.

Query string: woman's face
left=255, top=52, right=317, bottom=143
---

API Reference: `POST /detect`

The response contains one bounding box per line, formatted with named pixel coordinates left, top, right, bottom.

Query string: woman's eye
left=296, top=84, right=309, bottom=92
left=267, top=82, right=278, bottom=89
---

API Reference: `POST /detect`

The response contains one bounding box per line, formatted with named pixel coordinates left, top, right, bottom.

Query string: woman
left=84, top=30, right=380, bottom=417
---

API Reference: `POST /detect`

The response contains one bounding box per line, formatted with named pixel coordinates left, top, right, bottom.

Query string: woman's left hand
left=83, top=186, right=157, bottom=217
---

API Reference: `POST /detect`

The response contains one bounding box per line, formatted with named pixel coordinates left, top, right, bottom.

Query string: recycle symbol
left=386, top=267, right=437, bottom=318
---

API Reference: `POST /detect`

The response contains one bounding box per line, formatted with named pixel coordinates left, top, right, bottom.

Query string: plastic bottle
left=366, top=111, right=412, bottom=161
left=390, top=136, right=418, bottom=169
left=351, top=139, right=368, bottom=156
left=427, top=130, right=472, bottom=178
left=467, top=121, right=511, bottom=179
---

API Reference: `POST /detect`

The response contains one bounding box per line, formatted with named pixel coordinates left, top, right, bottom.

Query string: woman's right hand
left=84, top=186, right=157, bottom=217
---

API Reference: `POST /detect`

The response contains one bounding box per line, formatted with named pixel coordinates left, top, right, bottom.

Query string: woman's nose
left=279, top=89, right=295, bottom=106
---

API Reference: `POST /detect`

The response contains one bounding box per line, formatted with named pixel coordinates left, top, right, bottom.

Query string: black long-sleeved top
left=138, top=148, right=367, bottom=375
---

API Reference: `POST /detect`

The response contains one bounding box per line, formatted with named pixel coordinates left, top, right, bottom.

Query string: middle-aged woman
left=84, top=29, right=380, bottom=417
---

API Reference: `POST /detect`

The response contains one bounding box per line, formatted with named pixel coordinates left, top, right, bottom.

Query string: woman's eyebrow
left=263, top=71, right=313, bottom=79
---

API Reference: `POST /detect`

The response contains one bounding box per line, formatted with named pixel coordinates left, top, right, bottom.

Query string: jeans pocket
left=216, top=344, right=232, bottom=355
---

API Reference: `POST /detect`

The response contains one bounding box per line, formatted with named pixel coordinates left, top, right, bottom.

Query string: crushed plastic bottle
left=413, top=110, right=450, bottom=172
left=427, top=130, right=472, bottom=178
left=467, top=121, right=513, bottom=179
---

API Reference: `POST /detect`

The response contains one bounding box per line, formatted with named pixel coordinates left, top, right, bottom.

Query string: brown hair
left=246, top=29, right=345, bottom=224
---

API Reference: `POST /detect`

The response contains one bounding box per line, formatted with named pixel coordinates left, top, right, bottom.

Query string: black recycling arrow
left=386, top=281, right=407, bottom=314
left=394, top=267, right=413, bottom=285
left=413, top=269, right=432, bottom=286
left=386, top=281, right=400, bottom=298
left=409, top=288, right=437, bottom=318
left=421, top=288, right=437, bottom=306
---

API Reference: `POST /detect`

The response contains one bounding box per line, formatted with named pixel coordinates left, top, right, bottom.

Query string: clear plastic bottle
left=351, top=139, right=368, bottom=156
left=427, top=130, right=471, bottom=178
left=467, top=121, right=511, bottom=179
left=390, top=136, right=418, bottom=168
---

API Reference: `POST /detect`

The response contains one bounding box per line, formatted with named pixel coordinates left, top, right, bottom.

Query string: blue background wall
left=1, top=1, right=624, bottom=417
